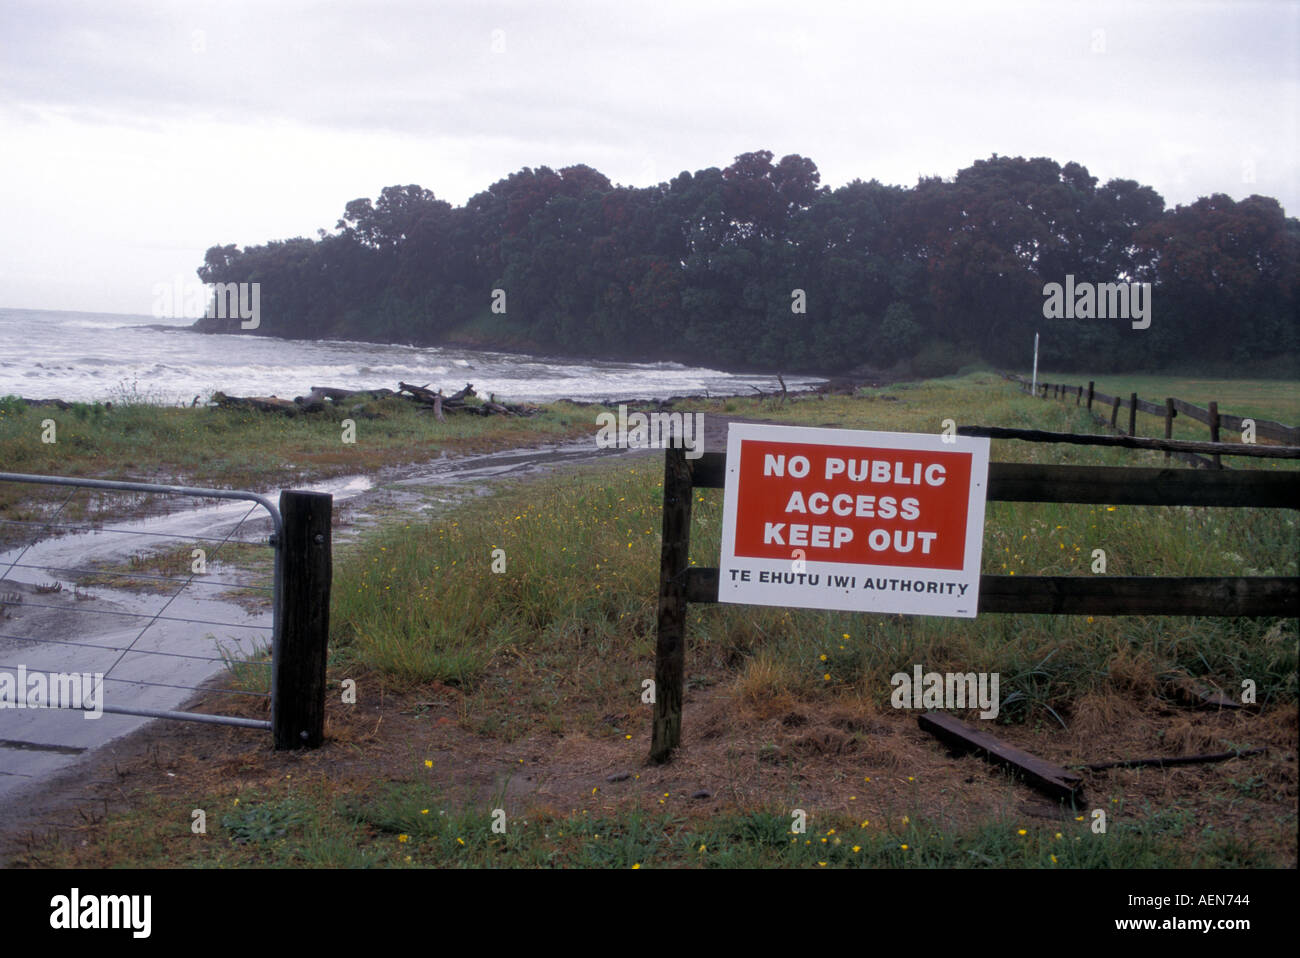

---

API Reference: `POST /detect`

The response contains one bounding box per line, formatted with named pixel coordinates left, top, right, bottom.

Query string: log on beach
left=397, top=381, right=444, bottom=404
left=15, top=398, right=78, bottom=410
left=212, top=391, right=300, bottom=414
left=304, top=386, right=396, bottom=402
left=197, top=381, right=534, bottom=417
left=296, top=386, right=396, bottom=412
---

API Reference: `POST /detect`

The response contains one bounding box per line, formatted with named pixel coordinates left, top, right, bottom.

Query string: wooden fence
left=649, top=444, right=1300, bottom=763
left=1006, top=374, right=1300, bottom=469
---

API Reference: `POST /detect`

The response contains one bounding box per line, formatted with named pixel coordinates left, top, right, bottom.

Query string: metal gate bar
left=0, top=471, right=282, bottom=729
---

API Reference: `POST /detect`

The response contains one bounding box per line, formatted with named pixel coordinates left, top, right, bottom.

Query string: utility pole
left=1030, top=331, right=1039, bottom=396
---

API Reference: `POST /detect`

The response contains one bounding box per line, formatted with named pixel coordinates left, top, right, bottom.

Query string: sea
left=0, top=307, right=820, bottom=405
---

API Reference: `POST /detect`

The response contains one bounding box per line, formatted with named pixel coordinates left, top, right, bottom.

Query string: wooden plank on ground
left=918, top=711, right=1083, bottom=802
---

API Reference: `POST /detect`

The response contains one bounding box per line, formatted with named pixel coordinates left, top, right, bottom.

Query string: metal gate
left=0, top=472, right=283, bottom=734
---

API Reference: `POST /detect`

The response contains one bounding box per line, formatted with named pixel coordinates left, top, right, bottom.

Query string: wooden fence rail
left=1007, top=373, right=1300, bottom=469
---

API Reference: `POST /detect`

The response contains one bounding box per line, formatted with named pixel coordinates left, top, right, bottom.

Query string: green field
left=0, top=391, right=596, bottom=534
left=1031, top=372, right=1300, bottom=429
left=6, top=371, right=1296, bottom=869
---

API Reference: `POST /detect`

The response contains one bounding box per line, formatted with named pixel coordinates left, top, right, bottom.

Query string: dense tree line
left=195, top=151, right=1298, bottom=375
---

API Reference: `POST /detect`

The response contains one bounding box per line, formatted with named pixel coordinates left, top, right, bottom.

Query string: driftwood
left=22, top=380, right=531, bottom=418
left=305, top=386, right=395, bottom=402
left=212, top=391, right=299, bottom=414
left=398, top=381, right=443, bottom=404
left=208, top=379, right=533, bottom=418
left=446, top=383, right=475, bottom=403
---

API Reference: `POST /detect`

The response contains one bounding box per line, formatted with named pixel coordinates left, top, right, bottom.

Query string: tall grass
left=331, top=372, right=1298, bottom=734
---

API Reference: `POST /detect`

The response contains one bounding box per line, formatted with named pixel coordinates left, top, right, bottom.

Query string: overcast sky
left=1, top=0, right=1296, bottom=315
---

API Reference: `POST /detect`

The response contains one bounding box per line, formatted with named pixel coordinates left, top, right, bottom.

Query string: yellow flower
left=632, top=863, right=641, bottom=869
left=819, top=654, right=827, bottom=661
left=398, top=834, right=408, bottom=843
left=852, top=845, right=861, bottom=853
left=901, top=816, right=909, bottom=825
left=900, top=844, right=909, bottom=850
left=823, top=673, right=831, bottom=681
left=1018, top=829, right=1027, bottom=836
left=456, top=837, right=465, bottom=845
left=424, top=759, right=433, bottom=768
left=698, top=844, right=706, bottom=853
left=420, top=809, right=429, bottom=815
left=1050, top=854, right=1058, bottom=864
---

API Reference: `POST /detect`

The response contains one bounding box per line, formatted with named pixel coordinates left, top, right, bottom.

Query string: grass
left=0, top=387, right=598, bottom=535
left=24, top=776, right=1267, bottom=869
left=6, top=371, right=1295, bottom=869
left=1030, top=371, right=1300, bottom=432
left=331, top=373, right=1297, bottom=730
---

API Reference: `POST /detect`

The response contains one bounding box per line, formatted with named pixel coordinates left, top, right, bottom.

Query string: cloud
left=0, top=0, right=1295, bottom=312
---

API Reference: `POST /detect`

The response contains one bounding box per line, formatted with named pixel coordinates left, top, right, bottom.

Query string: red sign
left=718, top=424, right=991, bottom=618
left=731, top=439, right=975, bottom=570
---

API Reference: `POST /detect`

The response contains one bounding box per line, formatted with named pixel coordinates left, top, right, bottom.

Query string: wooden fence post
left=1111, top=396, right=1120, bottom=430
left=1129, top=392, right=1138, bottom=438
left=1209, top=401, right=1222, bottom=469
left=1087, top=381, right=1094, bottom=411
left=274, top=490, right=333, bottom=750
left=650, top=447, right=693, bottom=763
left=1076, top=385, right=1082, bottom=406
left=1164, top=398, right=1175, bottom=461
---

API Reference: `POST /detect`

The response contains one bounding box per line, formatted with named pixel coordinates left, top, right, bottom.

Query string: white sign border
left=717, top=422, right=991, bottom=618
